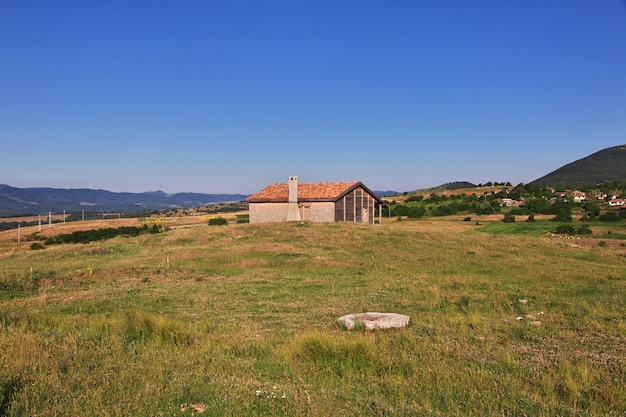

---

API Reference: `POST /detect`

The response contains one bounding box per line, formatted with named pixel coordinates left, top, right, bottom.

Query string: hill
left=439, top=181, right=477, bottom=190
left=0, top=184, right=248, bottom=216
left=407, top=181, right=478, bottom=196
left=531, top=144, right=626, bottom=187
left=374, top=190, right=402, bottom=197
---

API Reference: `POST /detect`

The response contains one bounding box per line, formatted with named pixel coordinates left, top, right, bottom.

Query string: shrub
left=463, top=217, right=472, bottom=222
left=208, top=217, right=228, bottom=226
left=474, top=204, right=495, bottom=215
left=502, top=213, right=516, bottom=223
left=599, top=211, right=623, bottom=222
left=554, top=225, right=575, bottom=235
left=526, top=214, right=535, bottom=223
left=392, top=204, right=425, bottom=219
left=509, top=207, right=528, bottom=215
left=553, top=225, right=592, bottom=235
left=551, top=208, right=573, bottom=222
left=30, top=243, right=44, bottom=250
left=432, top=205, right=455, bottom=217
left=44, top=226, right=150, bottom=245
left=405, top=195, right=423, bottom=203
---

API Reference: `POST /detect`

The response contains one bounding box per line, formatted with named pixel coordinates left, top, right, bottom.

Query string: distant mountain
left=531, top=145, right=626, bottom=187
left=0, top=185, right=248, bottom=217
left=440, top=181, right=477, bottom=190
left=374, top=190, right=401, bottom=197
left=409, top=182, right=478, bottom=194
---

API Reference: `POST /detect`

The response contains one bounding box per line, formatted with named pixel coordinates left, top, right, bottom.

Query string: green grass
left=473, top=221, right=560, bottom=236
left=1, top=221, right=625, bottom=416
left=475, top=219, right=626, bottom=240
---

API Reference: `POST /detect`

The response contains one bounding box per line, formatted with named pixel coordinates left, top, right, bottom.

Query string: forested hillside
left=532, top=145, right=626, bottom=187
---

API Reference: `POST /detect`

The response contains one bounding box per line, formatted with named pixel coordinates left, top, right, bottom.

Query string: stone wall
left=248, top=202, right=289, bottom=223
left=249, top=202, right=336, bottom=223
left=249, top=191, right=380, bottom=224
left=301, top=202, right=335, bottom=222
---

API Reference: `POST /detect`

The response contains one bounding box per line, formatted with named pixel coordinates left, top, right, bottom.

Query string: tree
left=502, top=213, right=516, bottom=223
left=552, top=208, right=573, bottom=222
left=599, top=211, right=623, bottom=222
left=525, top=197, right=550, bottom=214
left=405, top=195, right=423, bottom=203
left=392, top=205, right=426, bottom=218
left=582, top=200, right=600, bottom=220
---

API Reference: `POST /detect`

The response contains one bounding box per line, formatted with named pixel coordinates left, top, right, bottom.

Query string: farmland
left=1, top=215, right=625, bottom=416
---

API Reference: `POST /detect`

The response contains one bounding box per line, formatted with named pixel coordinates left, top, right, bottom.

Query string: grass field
left=1, top=217, right=625, bottom=416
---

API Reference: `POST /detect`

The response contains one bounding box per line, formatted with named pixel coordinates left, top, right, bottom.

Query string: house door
left=361, top=208, right=369, bottom=224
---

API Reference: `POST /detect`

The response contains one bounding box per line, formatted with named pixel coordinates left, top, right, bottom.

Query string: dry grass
left=1, top=217, right=625, bottom=416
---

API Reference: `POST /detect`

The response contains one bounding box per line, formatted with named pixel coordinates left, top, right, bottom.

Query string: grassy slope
left=1, top=219, right=625, bottom=416
left=474, top=222, right=563, bottom=236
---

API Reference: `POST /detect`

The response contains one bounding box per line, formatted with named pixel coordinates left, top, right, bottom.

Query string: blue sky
left=1, top=1, right=625, bottom=194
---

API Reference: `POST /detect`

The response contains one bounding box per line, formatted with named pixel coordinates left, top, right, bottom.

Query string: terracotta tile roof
left=247, top=181, right=362, bottom=202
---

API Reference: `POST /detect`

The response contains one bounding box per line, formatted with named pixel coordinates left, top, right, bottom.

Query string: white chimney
left=287, top=175, right=301, bottom=221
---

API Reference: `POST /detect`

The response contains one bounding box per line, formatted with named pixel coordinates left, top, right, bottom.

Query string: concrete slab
left=337, top=312, right=410, bottom=330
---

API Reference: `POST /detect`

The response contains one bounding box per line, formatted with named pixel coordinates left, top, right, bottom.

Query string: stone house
left=247, top=176, right=387, bottom=224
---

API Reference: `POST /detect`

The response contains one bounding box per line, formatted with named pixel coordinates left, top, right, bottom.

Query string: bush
left=45, top=226, right=150, bottom=245
left=392, top=205, right=426, bottom=219
left=502, top=213, right=516, bottom=223
left=525, top=214, right=535, bottom=223
left=405, top=195, right=423, bottom=203
left=208, top=217, right=228, bottom=226
left=463, top=217, right=472, bottom=222
left=30, top=243, right=45, bottom=250
left=554, top=225, right=575, bottom=235
left=553, top=225, right=592, bottom=235
left=431, top=204, right=456, bottom=217
left=473, top=203, right=495, bottom=215
left=551, top=208, right=573, bottom=222
left=599, top=211, right=623, bottom=222
left=509, top=207, right=528, bottom=215
left=236, top=214, right=249, bottom=224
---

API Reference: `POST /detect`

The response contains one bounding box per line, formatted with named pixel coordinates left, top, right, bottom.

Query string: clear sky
left=1, top=1, right=625, bottom=194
